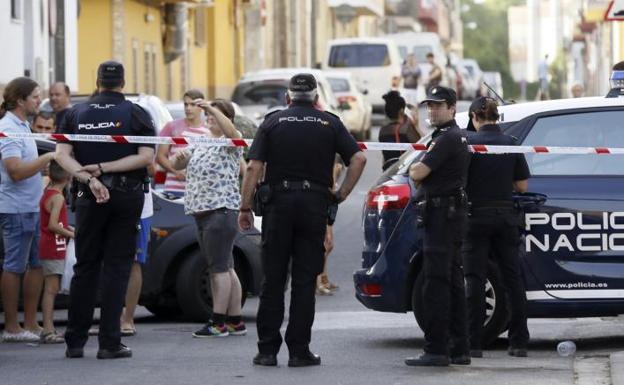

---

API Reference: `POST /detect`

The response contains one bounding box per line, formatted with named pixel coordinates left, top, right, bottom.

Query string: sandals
left=40, top=330, right=65, bottom=344
left=121, top=327, right=136, bottom=337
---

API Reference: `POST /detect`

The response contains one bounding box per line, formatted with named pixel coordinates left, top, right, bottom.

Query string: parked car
left=232, top=68, right=342, bottom=127
left=354, top=94, right=624, bottom=346
left=322, top=37, right=403, bottom=113
left=459, top=59, right=485, bottom=98
left=325, top=71, right=372, bottom=140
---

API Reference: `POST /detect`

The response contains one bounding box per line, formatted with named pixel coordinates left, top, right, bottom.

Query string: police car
left=354, top=86, right=624, bottom=346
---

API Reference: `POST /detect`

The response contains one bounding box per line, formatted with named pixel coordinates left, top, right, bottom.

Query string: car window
left=522, top=110, right=624, bottom=175
left=327, top=78, right=351, bottom=93
left=232, top=82, right=288, bottom=107
left=328, top=44, right=390, bottom=68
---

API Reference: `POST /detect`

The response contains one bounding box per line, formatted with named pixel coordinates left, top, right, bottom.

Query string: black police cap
left=289, top=73, right=318, bottom=93
left=420, top=86, right=457, bottom=105
left=97, top=60, right=125, bottom=82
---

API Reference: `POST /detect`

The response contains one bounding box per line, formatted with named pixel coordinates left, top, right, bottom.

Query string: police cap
left=97, top=60, right=125, bottom=83
left=289, top=73, right=318, bottom=93
left=420, top=86, right=457, bottom=105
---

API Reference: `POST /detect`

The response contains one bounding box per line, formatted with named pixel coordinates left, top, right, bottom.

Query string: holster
left=252, top=183, right=272, bottom=217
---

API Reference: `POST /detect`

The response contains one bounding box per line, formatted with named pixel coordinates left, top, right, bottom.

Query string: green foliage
left=462, top=0, right=525, bottom=99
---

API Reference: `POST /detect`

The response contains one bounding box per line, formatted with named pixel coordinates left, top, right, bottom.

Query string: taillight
left=391, top=76, right=401, bottom=88
left=337, top=95, right=358, bottom=104
left=366, top=184, right=411, bottom=210
left=154, top=170, right=166, bottom=184
left=359, top=283, right=382, bottom=296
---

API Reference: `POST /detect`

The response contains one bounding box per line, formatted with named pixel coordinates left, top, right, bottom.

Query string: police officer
left=463, top=97, right=531, bottom=358
left=55, top=61, right=155, bottom=359
left=405, top=86, right=471, bottom=367
left=238, top=73, right=366, bottom=367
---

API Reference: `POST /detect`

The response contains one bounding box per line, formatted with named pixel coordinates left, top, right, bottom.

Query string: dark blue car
left=354, top=96, right=624, bottom=345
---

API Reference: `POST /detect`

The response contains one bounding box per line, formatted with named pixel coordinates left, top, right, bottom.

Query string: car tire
left=175, top=249, right=249, bottom=322
left=143, top=302, right=181, bottom=319
left=411, top=262, right=508, bottom=348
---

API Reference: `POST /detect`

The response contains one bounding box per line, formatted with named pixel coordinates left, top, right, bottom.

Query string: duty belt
left=424, top=188, right=467, bottom=208
left=272, top=180, right=329, bottom=194
left=470, top=200, right=514, bottom=209
left=99, top=174, right=144, bottom=193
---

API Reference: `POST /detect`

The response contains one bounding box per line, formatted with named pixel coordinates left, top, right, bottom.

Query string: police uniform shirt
left=60, top=91, right=156, bottom=178
left=466, top=124, right=531, bottom=205
left=419, top=120, right=470, bottom=197
left=248, top=102, right=360, bottom=188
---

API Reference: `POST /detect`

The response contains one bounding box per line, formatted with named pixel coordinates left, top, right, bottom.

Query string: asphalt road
left=1, top=122, right=623, bottom=385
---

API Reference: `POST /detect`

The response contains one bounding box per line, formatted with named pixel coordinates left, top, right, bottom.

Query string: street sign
left=605, top=0, right=624, bottom=21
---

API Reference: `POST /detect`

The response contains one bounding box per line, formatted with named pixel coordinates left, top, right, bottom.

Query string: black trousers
left=256, top=190, right=327, bottom=356
left=462, top=208, right=529, bottom=350
left=64, top=189, right=143, bottom=350
left=421, top=205, right=469, bottom=356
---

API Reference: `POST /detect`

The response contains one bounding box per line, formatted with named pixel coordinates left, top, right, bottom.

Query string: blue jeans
left=0, top=213, right=41, bottom=274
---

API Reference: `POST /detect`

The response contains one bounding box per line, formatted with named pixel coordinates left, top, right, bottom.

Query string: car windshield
left=522, top=110, right=624, bottom=175
left=232, top=81, right=288, bottom=107
left=328, top=44, right=390, bottom=68
left=413, top=45, right=433, bottom=62
left=327, top=78, right=351, bottom=93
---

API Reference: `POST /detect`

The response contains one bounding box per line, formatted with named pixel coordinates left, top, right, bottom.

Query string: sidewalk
left=612, top=351, right=624, bottom=385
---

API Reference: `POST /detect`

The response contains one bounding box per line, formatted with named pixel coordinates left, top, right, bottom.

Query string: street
left=0, top=126, right=623, bottom=385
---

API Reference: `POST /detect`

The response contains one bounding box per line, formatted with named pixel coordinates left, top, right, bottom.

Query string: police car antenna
left=482, top=81, right=507, bottom=105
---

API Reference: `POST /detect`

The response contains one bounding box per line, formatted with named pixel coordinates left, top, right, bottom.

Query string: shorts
left=0, top=213, right=41, bottom=274
left=194, top=208, right=238, bottom=274
left=41, top=259, right=65, bottom=276
left=135, top=217, right=152, bottom=264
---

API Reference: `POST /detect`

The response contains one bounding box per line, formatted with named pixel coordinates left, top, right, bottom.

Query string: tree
left=462, top=0, right=525, bottom=99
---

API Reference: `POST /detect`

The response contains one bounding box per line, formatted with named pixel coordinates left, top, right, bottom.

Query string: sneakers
left=2, top=330, right=40, bottom=343
left=225, top=322, right=247, bottom=336
left=192, top=323, right=229, bottom=338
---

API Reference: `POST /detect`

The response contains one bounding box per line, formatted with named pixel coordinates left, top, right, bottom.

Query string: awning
left=328, top=0, right=385, bottom=17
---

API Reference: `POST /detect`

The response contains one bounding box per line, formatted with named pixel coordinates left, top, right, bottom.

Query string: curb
left=611, top=351, right=624, bottom=385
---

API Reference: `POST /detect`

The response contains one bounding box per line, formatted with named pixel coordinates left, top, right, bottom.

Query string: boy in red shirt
left=39, top=160, right=74, bottom=343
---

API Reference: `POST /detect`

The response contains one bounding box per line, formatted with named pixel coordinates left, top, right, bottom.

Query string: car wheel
left=175, top=249, right=249, bottom=322
left=411, top=262, right=508, bottom=348
left=176, top=249, right=213, bottom=321
left=143, top=302, right=181, bottom=319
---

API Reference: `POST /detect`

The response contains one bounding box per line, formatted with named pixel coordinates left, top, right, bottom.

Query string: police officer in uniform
left=238, top=73, right=366, bottom=367
left=56, top=61, right=155, bottom=359
left=405, top=86, right=471, bottom=367
left=463, top=97, right=531, bottom=358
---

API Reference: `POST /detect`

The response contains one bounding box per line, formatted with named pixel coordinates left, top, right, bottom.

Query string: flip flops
left=121, top=327, right=136, bottom=337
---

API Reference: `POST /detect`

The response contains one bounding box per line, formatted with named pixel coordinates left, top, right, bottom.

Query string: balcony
left=328, top=0, right=385, bottom=17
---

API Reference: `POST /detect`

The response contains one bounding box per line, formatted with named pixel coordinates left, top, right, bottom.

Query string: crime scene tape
left=1, top=131, right=623, bottom=155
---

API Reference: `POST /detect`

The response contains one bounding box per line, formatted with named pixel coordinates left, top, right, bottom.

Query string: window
left=327, top=78, right=351, bottom=93
left=194, top=8, right=206, bottom=46
left=231, top=81, right=288, bottom=106
left=11, top=0, right=22, bottom=20
left=522, top=110, right=624, bottom=175
left=132, top=40, right=139, bottom=93
left=144, top=46, right=151, bottom=94
left=328, top=44, right=390, bottom=68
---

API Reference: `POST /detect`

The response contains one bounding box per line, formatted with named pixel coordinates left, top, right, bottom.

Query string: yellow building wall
left=122, top=1, right=167, bottom=98
left=189, top=8, right=210, bottom=98
left=206, top=0, right=245, bottom=99
left=77, top=0, right=113, bottom=94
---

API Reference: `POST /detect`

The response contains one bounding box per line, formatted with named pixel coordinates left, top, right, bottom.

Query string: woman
left=172, top=99, right=247, bottom=338
left=378, top=91, right=421, bottom=170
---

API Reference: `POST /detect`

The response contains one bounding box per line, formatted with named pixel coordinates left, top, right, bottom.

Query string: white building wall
left=0, top=1, right=26, bottom=86
left=64, top=0, right=79, bottom=91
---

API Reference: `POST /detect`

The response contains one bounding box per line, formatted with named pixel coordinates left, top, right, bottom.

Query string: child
left=39, top=160, right=74, bottom=344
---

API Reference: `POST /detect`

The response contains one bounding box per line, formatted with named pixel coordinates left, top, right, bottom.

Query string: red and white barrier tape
left=1, top=132, right=623, bottom=155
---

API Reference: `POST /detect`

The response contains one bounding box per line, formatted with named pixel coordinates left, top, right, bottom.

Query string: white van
left=385, top=32, right=448, bottom=99
left=322, top=37, right=403, bottom=112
